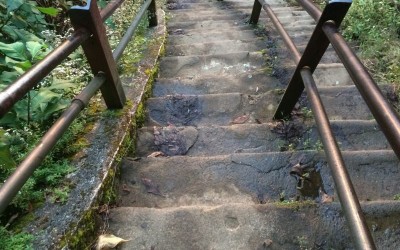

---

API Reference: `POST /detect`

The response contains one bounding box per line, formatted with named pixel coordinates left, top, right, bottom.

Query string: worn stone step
left=166, top=39, right=266, bottom=56
left=280, top=24, right=315, bottom=34
left=135, top=120, right=391, bottom=157
left=275, top=63, right=353, bottom=87
left=278, top=31, right=313, bottom=46
left=145, top=86, right=390, bottom=126
left=168, top=23, right=252, bottom=34
left=168, top=25, right=255, bottom=36
left=159, top=52, right=266, bottom=78
left=167, top=19, right=250, bottom=30
left=274, top=47, right=340, bottom=64
left=169, top=11, right=250, bottom=22
left=109, top=202, right=400, bottom=249
left=167, top=30, right=262, bottom=45
left=145, top=92, right=279, bottom=126
left=167, top=1, right=289, bottom=10
left=258, top=17, right=315, bottom=29
left=272, top=9, right=309, bottom=16
left=166, top=2, right=234, bottom=11
left=118, top=150, right=399, bottom=208
left=153, top=73, right=281, bottom=96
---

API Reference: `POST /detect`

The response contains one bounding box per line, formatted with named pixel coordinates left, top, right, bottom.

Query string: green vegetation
left=342, top=0, right=400, bottom=86
left=0, top=226, right=34, bottom=250
left=312, top=0, right=400, bottom=87
left=0, top=0, right=154, bottom=247
left=310, top=1, right=400, bottom=87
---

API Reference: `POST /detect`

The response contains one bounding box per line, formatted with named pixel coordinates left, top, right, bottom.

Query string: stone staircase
left=107, top=0, right=400, bottom=249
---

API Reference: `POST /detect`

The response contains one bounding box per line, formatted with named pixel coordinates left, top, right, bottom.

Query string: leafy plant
left=0, top=226, right=33, bottom=250
left=0, top=0, right=152, bottom=247
left=342, top=0, right=400, bottom=84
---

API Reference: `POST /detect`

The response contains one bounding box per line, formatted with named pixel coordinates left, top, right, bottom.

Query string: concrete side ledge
left=24, top=9, right=167, bottom=250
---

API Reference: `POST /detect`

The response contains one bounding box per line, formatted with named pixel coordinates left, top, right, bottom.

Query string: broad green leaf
left=1, top=25, right=19, bottom=41
left=6, top=0, right=23, bottom=12
left=12, top=29, right=42, bottom=43
left=0, top=71, right=20, bottom=84
left=40, top=100, right=69, bottom=121
left=26, top=41, right=43, bottom=61
left=37, top=7, right=59, bottom=17
left=0, top=41, right=27, bottom=61
left=12, top=66, right=25, bottom=75
left=47, top=79, right=75, bottom=90
left=16, top=60, right=32, bottom=71
left=11, top=14, right=28, bottom=29
left=5, top=56, right=31, bottom=70
left=0, top=112, right=19, bottom=126
left=30, top=89, right=60, bottom=112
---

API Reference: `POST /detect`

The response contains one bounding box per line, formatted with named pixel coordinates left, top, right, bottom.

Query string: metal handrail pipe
left=0, top=74, right=106, bottom=214
left=322, top=22, right=400, bottom=160
left=0, top=0, right=125, bottom=119
left=300, top=68, right=376, bottom=250
left=255, top=1, right=375, bottom=247
left=260, top=0, right=301, bottom=63
left=297, top=0, right=322, bottom=21
left=113, top=0, right=153, bottom=61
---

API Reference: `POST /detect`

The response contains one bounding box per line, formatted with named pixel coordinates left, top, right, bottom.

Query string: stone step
left=278, top=18, right=315, bottom=28
left=167, top=19, right=250, bottom=31
left=153, top=73, right=281, bottom=96
left=277, top=32, right=313, bottom=46
left=166, top=2, right=233, bottom=11
left=276, top=63, right=353, bottom=87
left=135, top=120, right=391, bottom=157
left=159, top=52, right=266, bottom=78
left=169, top=11, right=249, bottom=22
left=109, top=202, right=400, bottom=249
left=118, top=150, right=399, bottom=208
left=274, top=47, right=340, bottom=64
left=166, top=1, right=291, bottom=11
left=145, top=86, right=383, bottom=126
left=167, top=30, right=262, bottom=45
left=165, top=39, right=266, bottom=56
left=279, top=24, right=315, bottom=34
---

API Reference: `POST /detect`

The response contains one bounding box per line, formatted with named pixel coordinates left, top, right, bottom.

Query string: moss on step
left=274, top=200, right=316, bottom=210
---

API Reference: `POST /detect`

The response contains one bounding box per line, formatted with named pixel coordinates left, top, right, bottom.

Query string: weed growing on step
left=275, top=199, right=316, bottom=210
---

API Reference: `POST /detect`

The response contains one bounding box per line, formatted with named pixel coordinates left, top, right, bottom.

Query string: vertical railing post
left=148, top=0, right=158, bottom=27
left=69, top=0, right=126, bottom=109
left=249, top=0, right=262, bottom=25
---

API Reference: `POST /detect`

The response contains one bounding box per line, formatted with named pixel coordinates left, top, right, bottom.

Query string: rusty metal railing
left=249, top=0, right=400, bottom=249
left=0, top=0, right=158, bottom=213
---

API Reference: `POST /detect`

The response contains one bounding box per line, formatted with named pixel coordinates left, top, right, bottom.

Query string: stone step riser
left=153, top=73, right=281, bottom=96
left=159, top=52, right=265, bottom=78
left=109, top=202, right=400, bottom=249
left=167, top=20, right=251, bottom=30
left=135, top=121, right=390, bottom=157
left=277, top=64, right=353, bottom=87
left=118, top=151, right=399, bottom=208
left=165, top=39, right=266, bottom=56
left=145, top=86, right=386, bottom=126
left=167, top=30, right=260, bottom=45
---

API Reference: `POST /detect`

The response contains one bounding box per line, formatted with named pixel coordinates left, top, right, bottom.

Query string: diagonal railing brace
left=273, top=1, right=352, bottom=119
